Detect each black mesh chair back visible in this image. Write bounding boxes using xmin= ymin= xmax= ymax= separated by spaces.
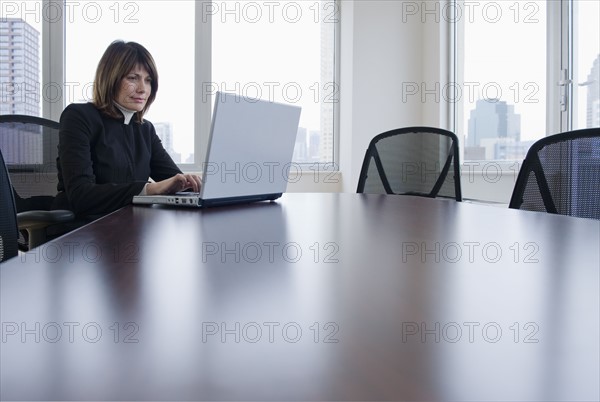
xmin=357 ymin=126 xmax=462 ymax=201
xmin=0 ymin=114 xmax=75 ymax=249
xmin=0 ymin=149 xmax=19 ymax=262
xmin=0 ymin=115 xmax=60 ymax=202
xmin=509 ymin=128 xmax=600 ymax=219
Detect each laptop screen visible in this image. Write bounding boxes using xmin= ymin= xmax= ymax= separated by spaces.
xmin=200 ymin=92 xmax=302 ymax=200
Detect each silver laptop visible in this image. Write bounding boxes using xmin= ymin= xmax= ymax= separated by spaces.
xmin=133 ymin=91 xmax=302 ymax=208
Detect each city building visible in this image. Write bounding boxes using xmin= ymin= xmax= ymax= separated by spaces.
xmin=467 ymin=99 xmax=520 ymax=147
xmin=466 ymin=98 xmax=521 ymax=160
xmin=0 ymin=18 xmax=39 ymax=116
xmin=585 ymin=54 xmax=599 ymax=128
xmin=154 ymin=121 xmax=181 ymax=163
xmin=293 ymin=126 xmax=308 ymax=162
xmin=309 ymin=130 xmax=320 ymax=162
xmin=319 ymin=7 xmax=335 ymax=164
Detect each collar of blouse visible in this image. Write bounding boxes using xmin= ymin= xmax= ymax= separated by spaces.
xmin=113 ymin=102 xmax=137 ymax=125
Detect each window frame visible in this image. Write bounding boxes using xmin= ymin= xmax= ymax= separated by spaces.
xmin=450 ymin=0 xmax=569 ymax=204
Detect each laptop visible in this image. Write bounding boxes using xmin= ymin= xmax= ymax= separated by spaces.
xmin=132 ymin=91 xmax=302 ymax=208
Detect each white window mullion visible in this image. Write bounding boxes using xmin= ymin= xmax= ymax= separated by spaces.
xmin=561 ymin=0 xmax=573 ymax=132
xmin=194 ymin=1 xmax=212 ymax=172
xmin=546 ymin=0 xmax=564 ymax=135
xmin=42 ymin=0 xmax=65 ymax=121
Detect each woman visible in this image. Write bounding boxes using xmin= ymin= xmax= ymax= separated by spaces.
xmin=55 ymin=40 xmax=201 ymax=219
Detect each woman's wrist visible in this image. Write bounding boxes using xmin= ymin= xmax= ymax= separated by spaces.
xmin=146 ymin=182 xmax=159 ymax=195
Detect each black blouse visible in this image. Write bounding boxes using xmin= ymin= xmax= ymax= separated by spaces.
xmin=54 ymin=103 xmax=181 ymax=218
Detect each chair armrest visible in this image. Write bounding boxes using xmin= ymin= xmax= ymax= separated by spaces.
xmin=17 ymin=210 xmax=75 ymax=230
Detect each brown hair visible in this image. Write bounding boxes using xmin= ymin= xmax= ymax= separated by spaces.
xmin=92 ymin=40 xmax=158 ymax=122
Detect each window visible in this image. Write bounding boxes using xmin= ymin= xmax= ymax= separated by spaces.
xmin=0 ymin=3 xmax=42 ymax=117
xmin=57 ymin=0 xmax=337 ymax=170
xmin=459 ymin=1 xmax=546 ymax=163
xmin=65 ymin=1 xmax=195 ymax=164
xmin=211 ymin=0 xmax=338 ymax=165
xmin=453 ymin=0 xmax=600 ymax=203
xmin=571 ymin=0 xmax=600 ymax=130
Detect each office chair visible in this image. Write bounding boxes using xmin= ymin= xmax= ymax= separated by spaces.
xmin=0 ymin=149 xmax=19 ymax=262
xmin=0 ymin=114 xmax=75 ymax=250
xmin=509 ymin=128 xmax=600 ymax=220
xmin=357 ymin=126 xmax=462 ymax=201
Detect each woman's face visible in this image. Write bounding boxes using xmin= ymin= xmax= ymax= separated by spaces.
xmin=115 ymin=64 xmax=152 ymax=112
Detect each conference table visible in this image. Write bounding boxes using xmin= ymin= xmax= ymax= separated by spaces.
xmin=1 ymin=193 xmax=599 ymax=401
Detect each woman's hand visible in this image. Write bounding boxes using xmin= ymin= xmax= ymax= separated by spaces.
xmin=146 ymin=173 xmax=202 ymax=195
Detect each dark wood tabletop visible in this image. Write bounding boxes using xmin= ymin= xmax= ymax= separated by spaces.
xmin=1 ymin=193 xmax=599 ymax=401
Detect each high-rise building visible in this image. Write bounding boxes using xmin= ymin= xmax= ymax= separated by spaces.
xmin=154 ymin=122 xmax=181 ymax=163
xmin=154 ymin=122 xmax=173 ymax=150
xmin=467 ymin=99 xmax=521 ymax=147
xmin=319 ymin=0 xmax=335 ymax=164
xmin=293 ymin=126 xmax=308 ymax=162
xmin=585 ymin=54 xmax=599 ymax=128
xmin=0 ymin=18 xmax=40 ymax=116
xmin=309 ymin=130 xmax=320 ymax=162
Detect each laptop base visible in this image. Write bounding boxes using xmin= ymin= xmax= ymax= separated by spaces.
xmin=132 ymin=193 xmax=282 ymax=208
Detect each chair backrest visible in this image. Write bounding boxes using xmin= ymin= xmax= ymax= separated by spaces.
xmin=509 ymin=128 xmax=600 ymax=219
xmin=356 ymin=126 xmax=462 ymax=201
xmin=0 ymin=149 xmax=19 ymax=262
xmin=0 ymin=114 xmax=61 ymax=206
